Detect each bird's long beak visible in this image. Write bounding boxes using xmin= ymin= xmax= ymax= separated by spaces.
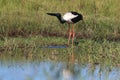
xmin=47 ymin=13 xmax=58 ymax=16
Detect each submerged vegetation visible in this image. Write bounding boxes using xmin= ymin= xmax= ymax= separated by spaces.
xmin=0 ymin=0 xmax=120 ymax=66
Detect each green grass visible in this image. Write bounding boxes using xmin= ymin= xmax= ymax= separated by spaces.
xmin=0 ymin=36 xmax=120 ymax=66
xmin=0 ymin=0 xmax=120 ymax=39
xmin=0 ymin=0 xmax=120 ymax=66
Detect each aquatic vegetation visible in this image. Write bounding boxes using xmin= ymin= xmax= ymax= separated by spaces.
xmin=0 ymin=36 xmax=119 ymax=66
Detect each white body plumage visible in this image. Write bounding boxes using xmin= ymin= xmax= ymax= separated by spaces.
xmin=63 ymin=12 xmax=78 ymax=23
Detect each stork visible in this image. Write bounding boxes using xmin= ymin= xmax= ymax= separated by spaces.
xmin=47 ymin=11 xmax=83 ymax=46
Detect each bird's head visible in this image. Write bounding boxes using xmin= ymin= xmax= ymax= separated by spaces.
xmin=47 ymin=12 xmax=66 ymax=24
xmin=47 ymin=13 xmax=61 ymax=17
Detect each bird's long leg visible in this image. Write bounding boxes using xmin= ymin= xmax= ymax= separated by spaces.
xmin=72 ymin=24 xmax=75 ymax=46
xmin=68 ymin=24 xmax=72 ymax=46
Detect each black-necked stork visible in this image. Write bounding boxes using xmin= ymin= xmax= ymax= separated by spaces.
xmin=47 ymin=11 xmax=83 ymax=45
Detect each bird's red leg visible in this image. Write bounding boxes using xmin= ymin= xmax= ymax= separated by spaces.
xmin=72 ymin=24 xmax=75 ymax=46
xmin=68 ymin=24 xmax=72 ymax=46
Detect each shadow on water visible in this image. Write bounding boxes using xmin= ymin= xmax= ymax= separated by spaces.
xmin=0 ymin=46 xmax=120 ymax=80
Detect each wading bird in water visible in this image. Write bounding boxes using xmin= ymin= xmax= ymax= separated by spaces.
xmin=47 ymin=11 xmax=83 ymax=46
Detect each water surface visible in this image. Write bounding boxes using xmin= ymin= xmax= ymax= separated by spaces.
xmin=0 ymin=46 xmax=120 ymax=80
xmin=0 ymin=61 xmax=120 ymax=80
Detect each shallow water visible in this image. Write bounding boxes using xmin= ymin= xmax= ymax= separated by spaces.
xmin=0 ymin=61 xmax=120 ymax=80
xmin=0 ymin=46 xmax=120 ymax=80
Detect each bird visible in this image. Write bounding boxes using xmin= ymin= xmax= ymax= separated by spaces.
xmin=47 ymin=11 xmax=83 ymax=46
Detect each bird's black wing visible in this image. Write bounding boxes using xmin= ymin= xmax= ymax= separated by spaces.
xmin=71 ymin=11 xmax=83 ymax=23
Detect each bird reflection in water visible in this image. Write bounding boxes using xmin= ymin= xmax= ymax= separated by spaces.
xmin=62 ymin=47 xmax=75 ymax=80
xmin=62 ymin=68 xmax=74 ymax=80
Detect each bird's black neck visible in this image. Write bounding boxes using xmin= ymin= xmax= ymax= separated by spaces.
xmin=56 ymin=15 xmax=66 ymax=24
xmin=47 ymin=13 xmax=66 ymax=24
